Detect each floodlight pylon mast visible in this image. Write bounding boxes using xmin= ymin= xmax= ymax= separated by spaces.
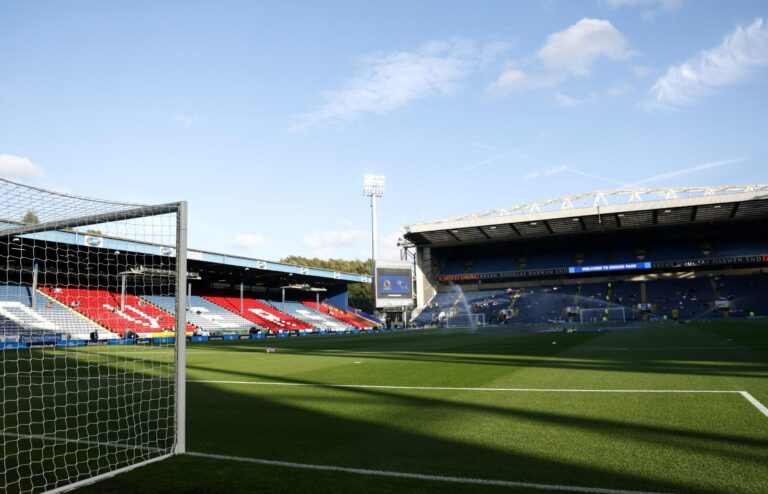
xmin=363 ymin=175 xmax=385 ymax=313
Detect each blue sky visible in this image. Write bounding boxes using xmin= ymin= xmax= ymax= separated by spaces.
xmin=1 ymin=0 xmax=767 ymax=261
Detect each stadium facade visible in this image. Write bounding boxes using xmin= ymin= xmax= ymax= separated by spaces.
xmin=402 ymin=186 xmax=768 ymax=326
xmin=1 ymin=212 xmax=379 ymax=341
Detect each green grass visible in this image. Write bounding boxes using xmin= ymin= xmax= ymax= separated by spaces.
xmin=7 ymin=321 xmax=768 ymax=493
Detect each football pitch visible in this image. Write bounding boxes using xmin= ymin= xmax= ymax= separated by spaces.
xmin=48 ymin=321 xmax=768 ymax=493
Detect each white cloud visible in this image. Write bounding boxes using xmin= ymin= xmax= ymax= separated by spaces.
xmin=303 ymin=229 xmax=368 ymax=249
xmin=554 ymin=92 xmax=598 ymax=107
xmin=537 ymin=18 xmax=635 ymax=76
xmin=602 ymin=0 xmax=679 ymax=6
xmin=293 ymin=39 xmax=500 ymax=131
xmin=377 ymin=231 xmax=403 ymax=261
xmin=487 ymin=69 xmax=562 ymax=95
xmin=606 ymin=83 xmax=634 ymax=97
xmin=522 ymin=165 xmax=568 ymax=181
xmin=463 ymin=149 xmax=519 ymax=172
xmin=628 ymin=158 xmax=746 ymax=186
xmin=232 ymin=233 xmax=266 ymax=249
xmin=567 ymin=167 xmax=629 ymax=187
xmin=565 ymin=158 xmax=746 ymax=188
xmin=488 ymin=19 xmax=634 ymax=96
xmin=601 ymin=0 xmax=682 ymax=20
xmin=299 ymin=230 xmax=401 ymax=260
xmin=632 ymin=64 xmax=654 ymax=77
xmin=645 ymin=18 xmax=768 ymax=109
xmin=174 ymin=114 xmax=203 ymax=127
xmin=0 ymin=154 xmax=44 ymax=179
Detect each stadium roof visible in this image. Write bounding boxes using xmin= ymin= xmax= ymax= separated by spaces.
xmin=403 ymin=185 xmax=768 ymax=247
xmin=13 ymin=228 xmax=371 ymax=284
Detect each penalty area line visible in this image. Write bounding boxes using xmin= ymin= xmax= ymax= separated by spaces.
xmin=740 ymin=391 xmax=768 ymax=418
xmin=186 ymin=451 xmax=669 ymax=494
xmin=189 ymin=381 xmax=768 ymax=419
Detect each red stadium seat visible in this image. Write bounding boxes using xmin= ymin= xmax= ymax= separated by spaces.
xmin=203 ymin=295 xmax=314 ymax=332
xmin=41 ymin=286 xmax=195 ymax=337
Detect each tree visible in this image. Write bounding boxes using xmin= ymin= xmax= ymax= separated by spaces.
xmin=22 ymin=210 xmax=39 ymax=225
xmin=280 ymin=256 xmax=373 ymax=312
xmin=347 ymin=283 xmax=373 ymax=313
xmin=280 ymin=255 xmax=371 ymax=275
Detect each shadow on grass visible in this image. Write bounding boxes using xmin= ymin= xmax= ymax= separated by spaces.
xmin=176 ymin=374 xmax=767 ymax=494
xmin=186 ymin=362 xmax=768 ymax=460
xmin=7 ymin=325 xmax=768 ymax=494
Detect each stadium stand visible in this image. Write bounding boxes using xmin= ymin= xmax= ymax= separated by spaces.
xmin=346 ymin=307 xmax=383 ymax=326
xmin=412 ymin=291 xmax=462 ymax=325
xmin=714 ymin=239 xmax=768 ymax=257
xmin=303 ymin=301 xmax=375 ymax=329
xmin=142 ymin=295 xmax=264 ymax=335
xmin=644 ymin=278 xmax=704 ymax=320
xmin=262 ymin=300 xmax=349 ymax=332
xmin=41 ymin=286 xmax=195 ymax=337
xmin=203 ymin=295 xmax=314 ymax=332
xmin=713 ymin=273 xmax=768 ymax=316
xmin=439 ymin=238 xmax=766 ymax=277
xmin=413 ymin=273 xmax=768 ymax=326
xmin=0 ymin=284 xmax=112 ymax=340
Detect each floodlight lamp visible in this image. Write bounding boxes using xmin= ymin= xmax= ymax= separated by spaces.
xmin=363 ymin=174 xmax=386 ymax=197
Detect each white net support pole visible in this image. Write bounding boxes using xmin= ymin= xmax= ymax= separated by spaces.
xmin=174 ymin=201 xmax=187 ymax=456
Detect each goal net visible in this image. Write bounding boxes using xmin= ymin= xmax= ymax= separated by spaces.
xmin=0 ymin=179 xmax=187 ymax=494
xmin=446 ymin=313 xmax=486 ymax=328
xmin=579 ymin=307 xmax=626 ymax=324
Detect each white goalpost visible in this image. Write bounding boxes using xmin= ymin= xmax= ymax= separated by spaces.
xmin=579 ymin=307 xmax=626 ymax=324
xmin=0 ymin=179 xmax=187 ymax=494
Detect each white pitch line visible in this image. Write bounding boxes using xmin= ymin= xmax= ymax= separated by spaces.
xmin=190 ymin=380 xmax=768 ymax=419
xmin=186 ymin=451 xmax=670 ymax=494
xmin=188 ymin=380 xmax=742 ymax=394
xmin=740 ymin=392 xmax=768 ymax=418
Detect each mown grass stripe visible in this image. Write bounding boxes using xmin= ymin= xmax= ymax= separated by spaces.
xmin=186 ymin=451 xmax=671 ymax=494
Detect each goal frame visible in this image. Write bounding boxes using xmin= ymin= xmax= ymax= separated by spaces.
xmin=0 ymin=191 xmax=188 ymax=494
xmin=579 ymin=307 xmax=626 ymax=324
xmin=446 ymin=313 xmax=486 ymax=328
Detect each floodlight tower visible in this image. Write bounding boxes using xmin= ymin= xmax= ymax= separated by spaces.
xmin=363 ymin=174 xmax=385 ymax=311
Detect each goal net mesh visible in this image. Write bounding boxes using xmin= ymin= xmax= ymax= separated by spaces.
xmin=579 ymin=307 xmax=626 ymax=324
xmin=0 ymin=179 xmax=184 ymax=494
